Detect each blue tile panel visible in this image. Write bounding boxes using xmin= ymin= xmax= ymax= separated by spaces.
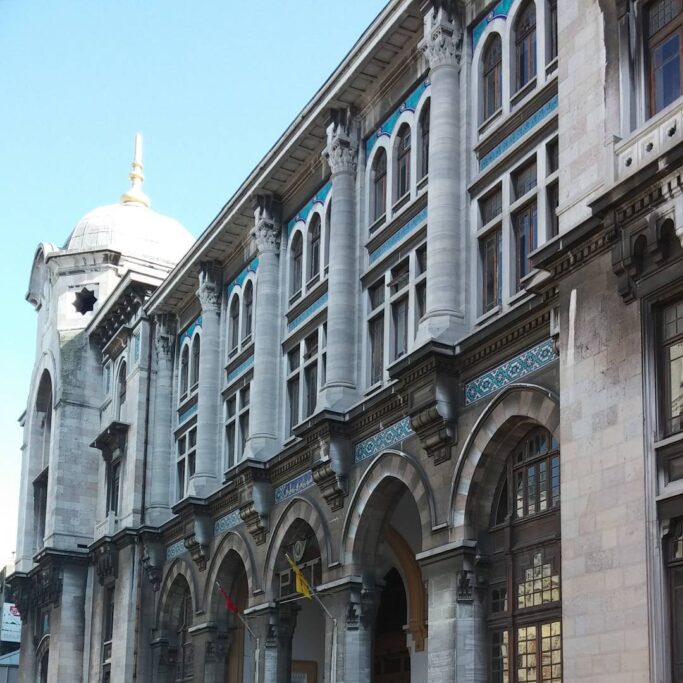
xmin=227 ymin=258 xmax=259 ymax=298
xmin=354 ymin=417 xmax=415 ymax=464
xmin=287 ymin=292 xmax=328 ymax=333
xmin=274 ymin=471 xmax=314 ymax=504
xmin=178 ymin=316 xmax=202 ymax=344
xmin=213 ymin=509 xmax=242 ymax=536
xmin=226 ymin=354 xmax=254 ymax=384
xmin=178 ymin=402 xmax=198 ymax=425
xmin=368 ymin=206 xmax=428 ymax=264
xmin=471 ymin=0 xmax=515 ymax=50
xmin=166 ymin=540 xmax=186 ymax=561
xmin=464 ymin=338 xmax=558 ymax=406
xmin=479 ymin=95 xmax=559 ymax=171
xmin=365 ymin=80 xmax=431 ymax=158
xmin=287 ymin=181 xmax=332 ymax=236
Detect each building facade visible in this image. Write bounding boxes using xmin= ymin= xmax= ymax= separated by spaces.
xmin=9 ymin=0 xmax=683 ymax=681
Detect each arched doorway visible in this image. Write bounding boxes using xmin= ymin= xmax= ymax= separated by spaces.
xmin=374 ymin=567 xmax=410 ymax=683
xmin=160 ymin=575 xmax=194 ymax=682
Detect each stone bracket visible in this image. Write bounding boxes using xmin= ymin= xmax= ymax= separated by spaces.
xmin=233 ymin=461 xmax=273 ymax=546
xmin=92 ymin=538 xmax=119 ymax=586
xmin=142 ymin=533 xmax=165 ymax=591
xmin=173 ymin=498 xmax=213 ymax=571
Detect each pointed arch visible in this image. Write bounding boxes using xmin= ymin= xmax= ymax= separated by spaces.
xmin=341 ymin=449 xmax=436 ymax=567
xmin=157 ymin=556 xmax=200 ymax=628
xmin=449 ymin=383 xmax=559 ymax=538
xmin=263 ymin=496 xmax=332 ymax=600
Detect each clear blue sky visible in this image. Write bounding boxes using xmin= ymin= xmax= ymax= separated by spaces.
xmin=0 ymin=0 xmax=388 ymax=566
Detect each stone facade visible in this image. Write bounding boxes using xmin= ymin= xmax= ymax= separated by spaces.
xmin=10 ymin=1 xmax=683 ymax=682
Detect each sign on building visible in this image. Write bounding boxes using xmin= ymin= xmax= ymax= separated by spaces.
xmin=1 ymin=604 xmax=20 ymax=643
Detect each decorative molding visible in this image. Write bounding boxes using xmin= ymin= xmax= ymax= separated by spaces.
xmin=464 ymin=338 xmax=557 ymax=406
xmin=165 ymin=540 xmax=186 ymax=562
xmin=178 ymin=316 xmax=202 ymax=344
xmin=354 ymin=418 xmax=415 ymax=463
xmin=197 ymin=261 xmax=222 ymax=313
xmin=274 ymin=471 xmax=315 ymax=505
xmin=420 ymin=8 xmax=463 ymax=71
xmin=226 ymin=354 xmax=254 ymax=385
xmin=287 ymin=181 xmax=332 ymax=236
xmin=287 ymin=292 xmax=328 ymax=333
xmin=226 ymin=258 xmax=259 ymax=298
xmin=366 ymin=79 xmax=430 ymax=158
xmin=479 ymin=95 xmax=558 ymax=170
xmin=94 ymin=541 xmax=118 ymax=586
xmin=472 ymin=0 xmax=515 ymax=49
xmin=178 ymin=402 xmax=198 ymax=425
xmin=213 ymin=509 xmax=242 ymax=536
xmin=324 ymin=108 xmax=359 ymax=176
xmin=240 ymin=501 xmax=269 ymax=546
xmin=368 ymin=206 xmax=428 ymax=264
xmin=252 ymin=194 xmax=282 ymax=254
xmin=312 ymin=460 xmax=348 ymax=511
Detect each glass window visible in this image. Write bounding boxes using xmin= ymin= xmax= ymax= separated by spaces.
xmin=190 ymin=335 xmax=200 ymax=389
xmin=395 ymin=124 xmax=411 ymax=200
xmin=224 ymin=384 xmax=249 ymax=470
xmin=117 ymin=362 xmax=127 ymax=421
xmin=107 ymin=459 xmax=121 ymax=515
xmin=661 ymin=300 xmax=683 ymax=435
xmin=392 ymin=297 xmax=409 ymax=360
xmin=308 ymin=214 xmax=321 ymax=282
xmin=176 ymin=427 xmax=197 ymax=501
xmin=515 ymin=1 xmax=537 ymax=92
xmin=242 ymin=282 xmax=253 ymax=341
xmin=515 ymin=202 xmax=538 ymax=289
xmin=548 ymin=182 xmax=559 ymax=238
xmin=481 ymin=187 xmax=503 ymax=224
xmin=419 ymin=101 xmax=430 ymax=179
xmin=513 ymin=159 xmax=538 ymax=198
xmin=648 ymin=0 xmax=683 ymax=115
xmin=229 ymin=296 xmax=240 ymax=353
xmin=290 ymin=233 xmax=303 ymax=298
xmin=481 ymin=229 xmax=502 ymax=313
xmin=369 ymin=315 xmax=384 ymax=385
xmin=373 ymin=148 xmax=388 ymax=222
xmin=547 ymin=0 xmax=558 ymax=63
xmin=179 ymin=346 xmax=189 ymax=400
xmin=483 ymin=34 xmax=503 ymax=120
xmin=670 ymin=520 xmax=683 ymax=682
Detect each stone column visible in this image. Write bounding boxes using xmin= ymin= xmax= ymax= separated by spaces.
xmin=191 ymin=262 xmax=222 ymax=497
xmin=319 ymin=109 xmax=360 ymax=411
xmin=243 ymin=195 xmax=282 ymax=461
xmin=417 ymin=4 xmax=466 ymax=344
xmin=189 ymin=622 xmax=228 ymax=683
xmin=247 ymin=604 xmax=298 ymax=683
xmin=147 ymin=314 xmax=175 ymax=525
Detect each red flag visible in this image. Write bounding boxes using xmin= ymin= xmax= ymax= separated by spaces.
xmin=216 ymin=582 xmax=239 ymax=614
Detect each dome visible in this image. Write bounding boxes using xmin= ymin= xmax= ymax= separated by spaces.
xmin=64 ymin=134 xmax=194 ymax=265
xmin=66 ymin=202 xmax=194 ymax=265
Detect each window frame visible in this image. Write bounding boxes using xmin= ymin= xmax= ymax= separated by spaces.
xmin=224 ymin=381 xmax=250 ymax=471
xmin=514 ymin=1 xmax=538 ymax=93
xmin=647 ymin=0 xmax=683 ymax=117
xmin=394 ymin=124 xmax=412 ymax=203
xmin=290 ymin=231 xmax=304 ymax=301
xmin=483 ymin=34 xmax=503 ymax=121
xmin=176 ymin=426 xmax=197 ymax=501
xmin=372 ymin=147 xmax=388 ymax=224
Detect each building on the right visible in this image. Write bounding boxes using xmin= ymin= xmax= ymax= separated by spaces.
xmin=533 ymin=1 xmax=683 ymax=681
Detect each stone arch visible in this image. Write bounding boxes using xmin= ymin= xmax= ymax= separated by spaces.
xmin=157 ymin=557 xmax=200 ymax=628
xmin=341 ymin=449 xmax=436 ymax=567
xmin=449 ymin=383 xmax=560 ymax=539
xmin=263 ymin=496 xmax=332 ymax=600
xmin=203 ymin=530 xmax=259 ymax=615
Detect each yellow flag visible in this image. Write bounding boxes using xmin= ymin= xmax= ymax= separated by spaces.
xmin=286 ymin=554 xmax=312 ymax=599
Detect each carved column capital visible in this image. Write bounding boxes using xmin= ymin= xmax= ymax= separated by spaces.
xmin=251 ymin=194 xmax=282 ymax=254
xmin=420 ymin=5 xmax=463 ymax=70
xmin=323 ymin=108 xmax=359 ymax=176
xmin=153 ymin=314 xmax=177 ymax=357
xmin=197 ymin=261 xmax=222 ymax=313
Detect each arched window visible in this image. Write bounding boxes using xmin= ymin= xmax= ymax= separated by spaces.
xmin=229 ymin=295 xmax=240 ymax=354
xmin=395 ymin=124 xmax=411 ymax=200
xmin=647 ymin=0 xmax=683 ymax=115
xmin=372 ymin=148 xmax=387 ymax=222
xmin=488 ymin=427 xmax=562 ymax=683
xmin=419 ymin=101 xmax=430 ymax=179
xmin=190 ymin=335 xmax=200 ymax=389
xmin=242 ymin=281 xmax=253 ymax=341
xmin=308 ymin=214 xmax=321 ymax=282
xmin=179 ymin=345 xmax=189 ymax=400
xmin=290 ymin=232 xmax=303 ymax=298
xmin=483 ymin=34 xmax=503 ymax=120
xmin=515 ymin=1 xmax=537 ymax=92
xmin=116 ymin=361 xmax=127 ymax=420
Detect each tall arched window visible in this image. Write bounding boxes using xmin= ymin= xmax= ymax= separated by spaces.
xmin=483 ymin=34 xmax=503 ymax=119
xmin=515 ymin=1 xmax=537 ymax=92
xmin=419 ymin=101 xmax=430 ymax=179
xmin=372 ymin=148 xmax=388 ymax=222
xmin=116 ymin=361 xmax=127 ymax=420
xmin=488 ymin=427 xmax=562 ymax=683
xmin=395 ymin=124 xmax=411 ymax=200
xmin=229 ymin=295 xmax=240 ymax=354
xmin=179 ymin=345 xmax=189 ymax=400
xmin=242 ymin=281 xmax=253 ymax=341
xmin=190 ymin=335 xmax=200 ymax=389
xmin=308 ymin=214 xmax=321 ymax=282
xmin=290 ymin=232 xmax=303 ymax=298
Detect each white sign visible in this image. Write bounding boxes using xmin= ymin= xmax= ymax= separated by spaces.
xmin=1 ymin=603 xmax=21 ymax=643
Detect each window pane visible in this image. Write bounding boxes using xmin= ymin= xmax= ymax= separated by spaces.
xmin=514 ymin=161 xmax=538 ymax=198
xmin=369 ymin=316 xmax=384 ymax=385
xmin=481 ymin=229 xmax=501 ymax=312
xmin=667 ymin=340 xmax=683 ymax=433
xmin=392 ymin=297 xmax=409 ymax=359
xmin=491 ymin=630 xmax=509 ymax=683
xmin=481 ymin=188 xmax=503 ymax=224
xmin=654 ymin=34 xmax=681 ymax=113
xmin=288 ymin=377 xmax=300 ymax=432
xmin=304 ymin=364 xmax=318 ymax=418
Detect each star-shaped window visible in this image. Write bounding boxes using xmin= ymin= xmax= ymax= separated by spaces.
xmin=73 ymin=287 xmax=97 ymax=315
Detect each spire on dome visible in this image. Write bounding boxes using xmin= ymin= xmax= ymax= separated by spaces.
xmin=120 ymin=133 xmax=151 ymax=208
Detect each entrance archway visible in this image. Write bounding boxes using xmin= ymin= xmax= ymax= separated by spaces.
xmin=374 ymin=567 xmax=410 ymax=683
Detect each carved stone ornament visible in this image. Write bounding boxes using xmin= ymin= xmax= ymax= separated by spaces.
xmin=346 ymin=589 xmax=376 ymax=631
xmin=312 ymin=460 xmax=348 ymax=512
xmin=184 ymin=530 xmax=209 ymax=572
xmin=457 ymin=569 xmax=473 ymax=602
xmin=421 ymin=7 xmax=463 ymax=70
xmin=94 ymin=541 xmax=119 ymax=586
xmin=240 ymin=501 xmax=269 ymax=546
xmin=197 ymin=261 xmax=222 ymax=312
xmin=142 ymin=541 xmax=165 ymax=591
xmin=32 ymin=564 xmax=63 ymax=609
xmin=154 ymin=313 xmax=177 ymax=357
xmin=323 ymin=108 xmax=358 ymax=176
xmin=410 ymin=404 xmax=457 ymax=465
xmin=252 ymin=194 xmax=282 ymax=254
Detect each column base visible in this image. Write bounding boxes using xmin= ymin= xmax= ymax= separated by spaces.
xmin=242 ymin=435 xmax=278 ymax=462
xmin=416 ymin=312 xmax=466 ymax=347
xmin=317 ymin=385 xmax=361 ymax=412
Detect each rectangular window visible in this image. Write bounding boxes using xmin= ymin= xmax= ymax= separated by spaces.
xmin=648 ymin=0 xmax=683 ymax=115
xmin=491 ymin=630 xmax=509 ymax=683
xmin=547 ymin=182 xmax=559 ymax=238
xmin=392 ymin=297 xmax=409 ymax=360
xmin=176 ymin=426 xmax=197 ymax=500
xmin=480 ymin=187 xmax=503 ymax=225
xmin=103 ymin=586 xmax=115 ymax=644
xmin=369 ymin=315 xmax=384 ymax=385
xmin=513 ymin=159 xmax=538 ymax=199
xmin=547 ymin=0 xmax=558 ymax=63
xmin=514 ymin=202 xmax=537 ymax=289
xmin=661 ymin=300 xmax=683 ymax=435
xmin=224 ymin=384 xmax=250 ymax=470
xmin=481 ymin=229 xmax=502 ymax=313
xmin=107 ymin=460 xmax=121 ymax=516
xmin=547 ymin=138 xmax=559 ymax=174
xmin=288 ymin=376 xmax=300 ymax=432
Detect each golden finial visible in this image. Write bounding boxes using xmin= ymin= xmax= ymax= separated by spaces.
xmin=121 ymin=133 xmax=150 ymax=208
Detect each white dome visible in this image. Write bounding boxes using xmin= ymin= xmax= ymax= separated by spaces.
xmin=66 ymin=202 xmax=194 ymax=265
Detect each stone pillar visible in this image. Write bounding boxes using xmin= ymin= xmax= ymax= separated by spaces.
xmin=319 ymin=109 xmax=360 ymax=411
xmin=149 ymin=636 xmax=170 ymax=683
xmin=417 ymin=4 xmax=466 ymax=344
xmin=191 ymin=262 xmax=222 ymax=497
xmin=243 ymin=195 xmax=282 ymax=461
xmin=189 ymin=622 xmax=228 ymax=683
xmin=247 ymin=604 xmax=298 ymax=683
xmin=147 ymin=314 xmax=175 ymax=525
